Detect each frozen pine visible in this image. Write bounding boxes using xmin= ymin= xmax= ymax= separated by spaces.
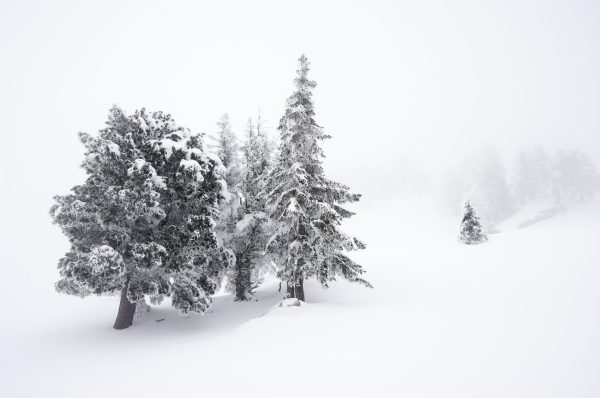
xmin=458 ymin=201 xmax=488 ymax=245
xmin=50 ymin=107 xmax=231 ymax=329
xmin=263 ymin=55 xmax=371 ymax=300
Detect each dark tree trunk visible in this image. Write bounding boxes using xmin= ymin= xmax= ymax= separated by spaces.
xmin=286 ymin=279 xmax=305 ymax=301
xmin=234 ymin=256 xmax=252 ymax=301
xmin=234 ymin=282 xmax=248 ymax=301
xmin=113 ymin=283 xmax=136 ymax=330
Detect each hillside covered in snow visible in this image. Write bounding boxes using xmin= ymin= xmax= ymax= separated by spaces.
xmin=2 ymin=196 xmax=598 ymax=398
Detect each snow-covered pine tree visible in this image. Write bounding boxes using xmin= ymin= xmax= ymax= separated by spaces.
xmin=263 ymin=55 xmax=370 ymax=301
xmin=214 ymin=113 xmax=242 ymax=191
xmin=50 ymin=106 xmax=231 ymax=329
xmin=224 ymin=113 xmax=274 ymax=301
xmin=225 ymin=212 xmax=270 ymax=301
xmin=458 ymin=201 xmax=488 ymax=244
xmin=211 ymin=113 xmax=252 ymax=300
xmin=242 ymin=113 xmax=274 ymax=210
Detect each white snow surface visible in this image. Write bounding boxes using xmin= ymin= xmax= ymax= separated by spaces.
xmin=1 ymin=196 xmax=599 ymax=397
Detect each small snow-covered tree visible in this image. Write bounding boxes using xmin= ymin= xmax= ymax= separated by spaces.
xmin=210 ymin=113 xmax=243 ymax=290
xmin=458 ymin=201 xmax=487 ymax=244
xmin=263 ymin=55 xmax=370 ymax=301
xmin=224 ymin=113 xmax=274 ymax=301
xmin=225 ymin=212 xmax=271 ymax=301
xmin=242 ymin=113 xmax=275 ymax=209
xmin=214 ymin=113 xmax=242 ymax=190
xmin=50 ymin=106 xmax=230 ymax=329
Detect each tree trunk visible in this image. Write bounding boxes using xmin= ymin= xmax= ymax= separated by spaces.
xmin=234 ymin=256 xmax=252 ymax=301
xmin=286 ymin=279 xmax=305 ymax=301
xmin=113 ymin=283 xmax=136 ymax=330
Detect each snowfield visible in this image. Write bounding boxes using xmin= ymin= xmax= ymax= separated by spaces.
xmin=1 ymin=196 xmax=599 ymax=397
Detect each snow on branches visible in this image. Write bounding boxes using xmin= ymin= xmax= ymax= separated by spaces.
xmin=51 ymin=106 xmax=231 ymax=329
xmin=458 ymin=201 xmax=488 ymax=245
xmin=263 ymin=55 xmax=370 ymax=300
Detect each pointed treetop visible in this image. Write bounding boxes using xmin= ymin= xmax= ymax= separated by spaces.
xmin=459 ymin=200 xmax=487 ymax=244
xmin=245 ymin=117 xmax=255 ymax=139
xmin=295 ymin=54 xmax=316 ymax=91
xmin=217 ymin=113 xmax=231 ymax=130
xmin=464 ymin=200 xmax=473 ymax=213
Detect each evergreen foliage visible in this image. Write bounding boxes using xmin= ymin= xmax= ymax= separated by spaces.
xmin=458 ymin=201 xmax=488 ymax=244
xmin=263 ymin=55 xmax=370 ymax=300
xmin=50 ymin=106 xmax=231 ymax=328
xmin=214 ymin=113 xmax=242 ymax=190
xmin=221 ymin=114 xmax=274 ymax=301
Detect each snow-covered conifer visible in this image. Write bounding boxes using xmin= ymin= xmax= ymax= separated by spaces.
xmin=458 ymin=201 xmax=487 ymax=244
xmin=224 ymin=113 xmax=274 ymax=301
xmin=263 ymin=55 xmax=370 ymax=301
xmin=214 ymin=113 xmax=242 ymax=190
xmin=242 ymin=113 xmax=274 ymax=210
xmin=50 ymin=106 xmax=230 ymax=329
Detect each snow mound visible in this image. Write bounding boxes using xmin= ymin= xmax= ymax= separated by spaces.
xmin=260 ymin=297 xmax=304 ymax=318
xmin=279 ymin=298 xmax=302 ymax=308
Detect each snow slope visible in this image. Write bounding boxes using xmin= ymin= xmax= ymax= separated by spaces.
xmin=1 ymin=196 xmax=599 ymax=397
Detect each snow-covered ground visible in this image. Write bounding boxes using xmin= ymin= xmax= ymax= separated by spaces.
xmin=1 ymin=196 xmax=599 ymax=397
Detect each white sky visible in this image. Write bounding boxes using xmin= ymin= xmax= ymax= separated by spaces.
xmin=1 ymin=0 xmax=599 ymax=209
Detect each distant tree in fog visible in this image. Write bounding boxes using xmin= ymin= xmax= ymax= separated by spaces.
xmin=454 ymin=148 xmax=514 ymax=231
xmin=511 ymin=147 xmax=599 ymax=205
xmin=551 ymin=149 xmax=600 ymax=202
xmin=512 ymin=147 xmax=551 ymax=205
xmin=440 ymin=149 xmax=514 ymax=231
xmin=458 ymin=201 xmax=487 ymax=244
xmin=513 ymin=151 xmax=535 ymax=204
xmin=440 ymin=168 xmax=467 ymax=216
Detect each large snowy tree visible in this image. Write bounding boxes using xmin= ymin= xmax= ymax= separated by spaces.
xmin=50 ymin=106 xmax=230 ymax=329
xmin=263 ymin=55 xmax=370 ymax=301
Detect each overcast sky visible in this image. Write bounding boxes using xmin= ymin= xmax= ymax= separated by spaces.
xmin=1 ymin=0 xmax=599 ymax=213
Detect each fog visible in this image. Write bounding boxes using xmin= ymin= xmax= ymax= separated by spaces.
xmin=2 ymin=0 xmax=600 ymax=208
